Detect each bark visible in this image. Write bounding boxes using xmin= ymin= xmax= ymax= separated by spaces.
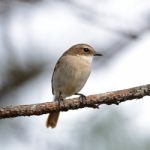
xmin=0 ymin=84 xmax=150 ymax=119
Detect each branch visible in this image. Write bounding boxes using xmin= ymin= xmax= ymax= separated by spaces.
xmin=0 ymin=84 xmax=150 ymax=119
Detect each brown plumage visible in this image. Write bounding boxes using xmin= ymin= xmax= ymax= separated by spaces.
xmin=46 ymin=112 xmax=60 ymax=128
xmin=62 ymin=44 xmax=96 ymax=56
xmin=46 ymin=44 xmax=102 ymax=128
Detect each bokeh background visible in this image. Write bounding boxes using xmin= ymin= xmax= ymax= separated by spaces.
xmin=0 ymin=0 xmax=150 ymax=150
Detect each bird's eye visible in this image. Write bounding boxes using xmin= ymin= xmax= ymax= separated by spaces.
xmin=83 ymin=48 xmax=89 ymax=52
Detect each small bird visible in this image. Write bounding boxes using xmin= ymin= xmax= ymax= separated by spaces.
xmin=46 ymin=44 xmax=102 ymax=128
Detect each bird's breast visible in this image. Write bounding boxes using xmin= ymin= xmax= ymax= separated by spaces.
xmin=52 ymin=55 xmax=92 ymax=97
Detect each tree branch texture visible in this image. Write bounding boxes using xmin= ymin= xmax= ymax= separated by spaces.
xmin=0 ymin=84 xmax=150 ymax=119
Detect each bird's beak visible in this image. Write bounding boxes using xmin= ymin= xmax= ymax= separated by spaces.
xmin=94 ymin=52 xmax=103 ymax=56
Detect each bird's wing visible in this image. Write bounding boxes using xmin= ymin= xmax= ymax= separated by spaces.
xmin=51 ymin=57 xmax=63 ymax=95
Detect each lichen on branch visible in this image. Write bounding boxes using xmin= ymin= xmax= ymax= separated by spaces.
xmin=0 ymin=84 xmax=150 ymax=119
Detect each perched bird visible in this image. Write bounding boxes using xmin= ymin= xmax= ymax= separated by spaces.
xmin=46 ymin=44 xmax=102 ymax=128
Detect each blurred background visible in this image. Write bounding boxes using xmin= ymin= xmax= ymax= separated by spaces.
xmin=0 ymin=0 xmax=150 ymax=150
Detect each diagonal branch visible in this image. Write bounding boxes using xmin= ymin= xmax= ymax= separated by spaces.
xmin=0 ymin=84 xmax=150 ymax=119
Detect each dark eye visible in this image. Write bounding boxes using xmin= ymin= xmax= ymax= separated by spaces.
xmin=83 ymin=48 xmax=89 ymax=52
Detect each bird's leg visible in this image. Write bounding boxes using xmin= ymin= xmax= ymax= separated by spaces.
xmin=58 ymin=96 xmax=65 ymax=107
xmin=56 ymin=92 xmax=65 ymax=107
xmin=74 ymin=93 xmax=99 ymax=108
xmin=75 ymin=93 xmax=87 ymax=103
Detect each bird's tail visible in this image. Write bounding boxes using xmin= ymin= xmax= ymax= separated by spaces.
xmin=46 ymin=96 xmax=60 ymax=128
xmin=46 ymin=112 xmax=60 ymax=128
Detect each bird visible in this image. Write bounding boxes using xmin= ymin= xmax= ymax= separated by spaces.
xmin=46 ymin=44 xmax=102 ymax=128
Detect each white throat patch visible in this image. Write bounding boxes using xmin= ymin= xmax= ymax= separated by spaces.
xmin=78 ymin=55 xmax=93 ymax=63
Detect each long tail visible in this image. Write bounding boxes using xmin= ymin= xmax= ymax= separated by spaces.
xmin=46 ymin=112 xmax=60 ymax=128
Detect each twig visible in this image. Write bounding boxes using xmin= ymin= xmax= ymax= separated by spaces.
xmin=0 ymin=84 xmax=150 ymax=119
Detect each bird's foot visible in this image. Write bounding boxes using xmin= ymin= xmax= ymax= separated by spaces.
xmin=56 ymin=96 xmax=65 ymax=107
xmin=75 ymin=93 xmax=87 ymax=104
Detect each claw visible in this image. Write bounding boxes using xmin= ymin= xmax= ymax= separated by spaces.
xmin=55 ymin=96 xmax=65 ymax=107
xmin=91 ymin=104 xmax=99 ymax=109
xmin=75 ymin=93 xmax=87 ymax=103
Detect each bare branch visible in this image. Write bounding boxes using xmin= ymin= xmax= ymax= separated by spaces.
xmin=0 ymin=84 xmax=150 ymax=119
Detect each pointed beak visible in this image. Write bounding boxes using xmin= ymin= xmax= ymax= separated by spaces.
xmin=94 ymin=52 xmax=103 ymax=56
